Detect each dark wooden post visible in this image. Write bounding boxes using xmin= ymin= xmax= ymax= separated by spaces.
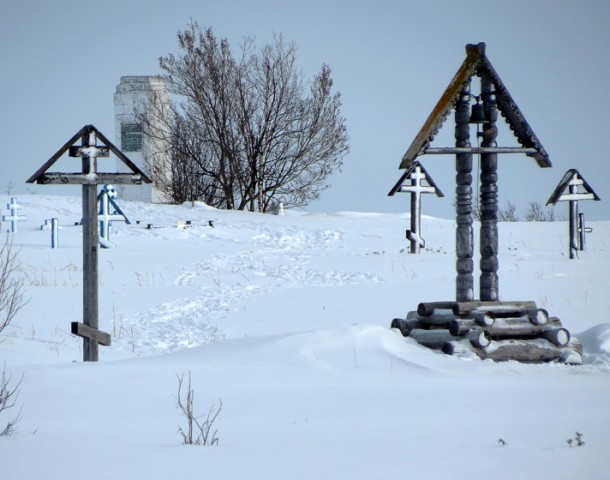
xmin=479 ymin=74 xmax=499 ymax=301
xmin=568 ymin=184 xmax=579 ymax=259
xmin=455 ymin=84 xmax=474 ymax=302
xmin=71 ymin=129 xmax=107 ymax=361
xmin=578 ymin=213 xmax=592 ymax=252
xmin=407 ymin=187 xmax=426 ymax=253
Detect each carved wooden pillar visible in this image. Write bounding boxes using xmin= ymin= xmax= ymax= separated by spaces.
xmin=479 ymin=74 xmax=499 ymax=301
xmin=455 ymin=84 xmax=474 ymax=301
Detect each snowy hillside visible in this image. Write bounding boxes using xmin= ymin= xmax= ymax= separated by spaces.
xmin=1 ymin=194 xmax=609 ymax=480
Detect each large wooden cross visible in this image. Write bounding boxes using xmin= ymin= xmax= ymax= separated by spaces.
xmin=27 ymin=125 xmax=151 ymax=361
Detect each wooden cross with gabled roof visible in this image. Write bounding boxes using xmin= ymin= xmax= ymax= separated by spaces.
xmin=547 ymin=169 xmax=600 ymax=259
xmin=399 ymin=42 xmax=551 ymax=302
xmin=389 ymin=160 xmax=444 ymax=253
xmin=27 ymin=124 xmax=151 ymax=361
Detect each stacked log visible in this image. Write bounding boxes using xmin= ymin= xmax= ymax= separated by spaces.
xmin=391 ymin=301 xmax=582 ymax=364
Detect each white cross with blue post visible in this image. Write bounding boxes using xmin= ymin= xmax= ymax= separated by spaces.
xmin=98 ymin=184 xmax=130 ymax=248
xmin=2 ymin=198 xmax=27 ymax=233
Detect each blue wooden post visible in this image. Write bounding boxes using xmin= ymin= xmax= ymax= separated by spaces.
xmin=99 ymin=187 xmax=111 ymax=244
xmin=2 ymin=198 xmax=27 ymax=233
xmin=578 ymin=213 xmax=592 ymax=252
xmin=51 ymin=218 xmax=59 ymax=248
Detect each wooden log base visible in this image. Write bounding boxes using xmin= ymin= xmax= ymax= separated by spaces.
xmin=453 ymin=300 xmax=538 ymax=317
xmin=393 ymin=300 xmax=580 ymax=365
xmin=481 ymin=338 xmax=578 ymax=364
xmin=410 ymin=309 xmax=455 ymax=327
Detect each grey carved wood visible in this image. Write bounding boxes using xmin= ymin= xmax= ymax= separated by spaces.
xmin=454 ymin=84 xmax=474 ymax=302
xmin=479 ymin=73 xmax=499 ymax=301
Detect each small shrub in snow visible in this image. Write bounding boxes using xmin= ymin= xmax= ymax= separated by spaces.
xmin=524 ymin=201 xmax=559 ymax=222
xmin=498 ymin=201 xmax=518 ymax=222
xmin=176 ymin=372 xmax=221 ymax=446
xmin=0 ymin=363 xmax=23 ymax=436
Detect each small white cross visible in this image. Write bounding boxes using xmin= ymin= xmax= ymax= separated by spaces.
xmin=2 ymin=198 xmax=27 ymax=233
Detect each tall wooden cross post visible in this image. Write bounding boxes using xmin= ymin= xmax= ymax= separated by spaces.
xmin=27 ymin=125 xmax=151 ymax=361
xmin=73 ymin=129 xmax=106 ymax=360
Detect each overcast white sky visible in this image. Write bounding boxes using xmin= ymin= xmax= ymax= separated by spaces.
xmin=1 ymin=0 xmax=608 ymax=220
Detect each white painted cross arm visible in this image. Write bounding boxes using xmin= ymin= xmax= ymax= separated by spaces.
xmin=406 ymin=230 xmax=425 ymax=248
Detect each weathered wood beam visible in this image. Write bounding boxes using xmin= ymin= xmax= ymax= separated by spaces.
xmin=424 ymin=147 xmax=539 ymax=155
xmin=411 ymin=308 xmax=455 ymax=327
xmin=34 ymin=173 xmax=147 ymax=185
xmin=407 ymin=328 xmax=490 ymax=350
xmin=481 ymin=338 xmax=568 ymax=363
xmin=406 ymin=329 xmax=457 ymax=349
xmin=452 ymin=300 xmax=538 ymax=316
xmin=452 ymin=316 xmax=559 ymax=339
xmin=69 ymin=145 xmax=110 ymax=158
xmin=391 ymin=318 xmax=423 ymax=336
xmin=417 ymin=301 xmax=457 ymax=316
xmin=71 ymin=322 xmax=111 ymax=347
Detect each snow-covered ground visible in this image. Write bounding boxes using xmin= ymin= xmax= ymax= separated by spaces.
xmin=1 ymin=194 xmax=609 ymax=479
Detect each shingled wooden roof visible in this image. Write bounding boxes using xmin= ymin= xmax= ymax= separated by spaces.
xmin=400 ymin=43 xmax=551 ymax=170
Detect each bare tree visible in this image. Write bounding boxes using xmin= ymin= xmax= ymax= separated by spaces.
xmin=0 ymin=238 xmax=27 ymax=338
xmin=0 ymin=363 xmax=23 ymax=436
xmin=498 ymin=201 xmax=519 ymax=222
xmin=525 ymin=200 xmax=559 ymax=222
xmin=142 ymin=21 xmax=348 ymax=211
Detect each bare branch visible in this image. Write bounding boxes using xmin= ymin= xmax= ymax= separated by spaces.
xmin=176 ymin=371 xmax=221 ymax=446
xmin=0 ymin=363 xmax=23 ymax=436
xmin=0 ymin=237 xmax=28 ymax=339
